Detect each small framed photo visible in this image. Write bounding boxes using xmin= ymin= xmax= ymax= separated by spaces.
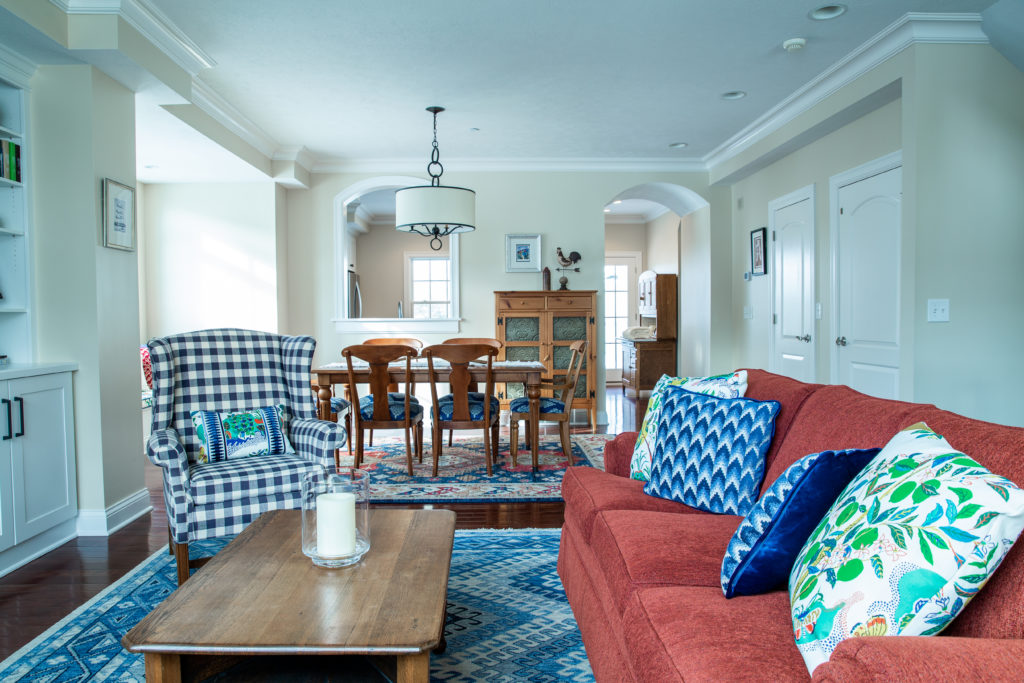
xmin=750 ymin=227 xmax=767 ymax=276
xmin=102 ymin=178 xmax=136 ymax=251
xmin=505 ymin=234 xmax=541 ymax=272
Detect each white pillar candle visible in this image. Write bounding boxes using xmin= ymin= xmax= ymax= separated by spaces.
xmin=316 ymin=491 xmax=356 ymax=557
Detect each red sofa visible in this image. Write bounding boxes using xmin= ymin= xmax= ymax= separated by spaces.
xmin=558 ymin=369 xmax=1024 ymax=681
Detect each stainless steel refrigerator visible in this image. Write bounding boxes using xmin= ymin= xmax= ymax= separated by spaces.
xmin=347 ymin=269 xmax=362 ymax=318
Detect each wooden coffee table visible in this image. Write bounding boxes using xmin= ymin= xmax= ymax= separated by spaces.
xmin=122 ymin=508 xmax=456 ymax=682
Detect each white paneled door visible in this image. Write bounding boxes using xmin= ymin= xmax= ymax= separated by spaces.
xmin=770 ymin=186 xmax=816 ymax=383
xmin=833 ymin=163 xmax=902 ymax=399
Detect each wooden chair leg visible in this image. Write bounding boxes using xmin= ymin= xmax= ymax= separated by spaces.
xmin=559 ymin=421 xmax=575 ymax=465
xmin=172 ymin=541 xmax=190 ymax=585
xmin=509 ymin=418 xmax=519 ymax=467
xmin=448 ymin=429 xmax=453 ymax=447
xmin=492 ymin=420 xmax=500 ymax=468
xmin=345 ymin=413 xmax=353 ymax=455
xmin=416 ymin=422 xmax=424 ymax=463
xmin=404 ymin=425 xmax=413 ymax=476
xmin=355 ymin=427 xmax=364 ymax=469
xmin=369 ymin=429 xmax=374 ymax=447
xmin=168 ymin=526 xmax=173 ymax=554
xmin=482 ymin=425 xmax=493 ymax=476
xmin=432 ymin=423 xmax=441 ymax=477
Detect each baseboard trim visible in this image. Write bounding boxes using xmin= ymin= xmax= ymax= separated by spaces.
xmin=76 ymin=489 xmax=153 ymax=537
xmin=0 ymin=519 xmax=77 ymax=579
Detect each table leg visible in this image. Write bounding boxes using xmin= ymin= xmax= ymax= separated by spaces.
xmin=527 ymin=382 xmax=541 ymax=472
xmin=395 ymin=652 xmax=430 ymax=682
xmin=144 ymin=653 xmax=182 ymax=683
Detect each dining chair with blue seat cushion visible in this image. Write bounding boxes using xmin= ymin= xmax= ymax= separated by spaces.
xmin=509 ymin=339 xmax=588 ymax=470
xmin=441 ymin=338 xmax=503 ymax=447
xmin=147 ymin=328 xmax=346 ymax=585
xmin=423 ymin=343 xmax=500 ymax=476
xmin=341 ymin=343 xmax=424 ymax=474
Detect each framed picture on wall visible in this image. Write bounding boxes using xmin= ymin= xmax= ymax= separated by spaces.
xmin=750 ymin=227 xmax=767 ymax=276
xmin=102 ymin=178 xmax=136 ymax=251
xmin=505 ymin=234 xmax=542 ymax=272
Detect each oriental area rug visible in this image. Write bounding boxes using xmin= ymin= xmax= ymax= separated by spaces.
xmin=0 ymin=529 xmax=594 ymax=683
xmin=349 ymin=433 xmax=612 ymax=503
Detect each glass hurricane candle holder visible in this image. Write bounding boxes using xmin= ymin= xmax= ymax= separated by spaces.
xmin=301 ymin=467 xmax=370 ymax=568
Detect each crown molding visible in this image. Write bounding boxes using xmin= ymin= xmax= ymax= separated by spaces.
xmin=703 ymin=12 xmax=987 ymax=172
xmin=0 ymin=44 xmax=37 ymax=88
xmin=273 ymin=146 xmax=316 ymax=172
xmin=52 ymin=0 xmax=215 ymax=75
xmin=190 ymin=78 xmax=277 ymax=158
xmin=312 ymin=157 xmax=708 ymax=174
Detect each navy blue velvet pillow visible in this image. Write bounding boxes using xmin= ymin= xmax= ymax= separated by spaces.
xmin=720 ymin=447 xmax=881 ymax=598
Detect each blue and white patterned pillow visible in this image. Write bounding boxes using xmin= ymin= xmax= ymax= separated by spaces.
xmin=436 ymin=395 xmax=500 ymax=421
xmin=190 ymin=404 xmax=295 ymax=464
xmin=720 ymin=448 xmax=880 ymax=598
xmin=643 ymin=387 xmax=779 ymax=516
xmin=358 ymin=395 xmax=424 ymax=421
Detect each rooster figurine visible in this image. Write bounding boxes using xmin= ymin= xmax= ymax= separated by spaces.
xmin=555 ymin=248 xmax=582 ymax=271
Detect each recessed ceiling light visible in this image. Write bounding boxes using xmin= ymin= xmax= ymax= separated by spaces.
xmin=604 ymin=208 xmax=612 ymax=213
xmin=721 ymin=91 xmax=746 ymax=101
xmin=783 ymin=38 xmax=807 ymax=52
xmin=612 ymin=200 xmax=623 ymax=204
xmin=668 ymin=142 xmax=689 ymax=149
xmin=809 ymin=4 xmax=846 ymax=20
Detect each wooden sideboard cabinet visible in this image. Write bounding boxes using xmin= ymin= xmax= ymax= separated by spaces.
xmin=620 ymin=271 xmax=678 ymax=428
xmin=494 ymin=291 xmax=597 ymax=431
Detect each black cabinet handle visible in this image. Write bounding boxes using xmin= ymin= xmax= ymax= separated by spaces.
xmin=2 ymin=399 xmax=10 ymax=441
xmin=14 ymin=397 xmax=24 ymax=437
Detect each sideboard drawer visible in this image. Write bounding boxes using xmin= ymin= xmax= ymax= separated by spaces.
xmin=546 ymin=295 xmax=590 ymax=309
xmin=498 ymin=296 xmax=542 ymax=310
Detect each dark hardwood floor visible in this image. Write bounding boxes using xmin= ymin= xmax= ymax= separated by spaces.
xmin=0 ymin=389 xmax=644 ymax=660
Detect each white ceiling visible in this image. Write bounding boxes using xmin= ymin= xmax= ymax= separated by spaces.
xmin=135 ymin=0 xmax=998 ymax=176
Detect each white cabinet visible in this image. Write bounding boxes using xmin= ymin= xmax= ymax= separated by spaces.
xmin=0 ymin=368 xmax=77 ymax=565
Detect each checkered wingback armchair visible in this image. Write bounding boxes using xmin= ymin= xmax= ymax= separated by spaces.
xmin=146 ymin=328 xmax=346 ymax=584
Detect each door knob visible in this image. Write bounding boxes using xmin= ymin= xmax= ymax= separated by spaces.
xmin=835 ymin=336 xmax=848 ymax=346
xmin=796 ymin=334 xmax=811 ymax=343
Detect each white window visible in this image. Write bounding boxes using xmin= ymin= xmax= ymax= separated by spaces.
xmin=408 ymin=256 xmax=451 ymax=319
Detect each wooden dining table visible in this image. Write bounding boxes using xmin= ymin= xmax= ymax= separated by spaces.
xmin=313 ymin=360 xmax=547 ymax=470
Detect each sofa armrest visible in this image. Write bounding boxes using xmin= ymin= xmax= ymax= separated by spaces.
xmin=813 ymin=636 xmax=1024 ymax=682
xmin=291 ymin=417 xmax=347 ymax=467
xmin=604 ymin=431 xmax=638 ymax=478
xmin=147 ymin=428 xmax=191 ymax=544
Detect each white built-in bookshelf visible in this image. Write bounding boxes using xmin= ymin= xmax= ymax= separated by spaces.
xmin=0 ymin=73 xmax=31 ymax=363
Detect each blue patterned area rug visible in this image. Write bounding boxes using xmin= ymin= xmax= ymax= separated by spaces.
xmin=0 ymin=529 xmax=593 ymax=683
xmin=349 ymin=434 xmax=611 ymax=503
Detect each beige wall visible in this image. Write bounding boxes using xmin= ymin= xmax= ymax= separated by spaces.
xmin=644 ymin=210 xmax=679 ymax=274
xmin=140 ymin=182 xmax=280 ymax=339
xmin=285 ymin=170 xmax=724 ymax=420
xmin=31 ymin=65 xmax=144 ymax=511
xmin=604 ymin=222 xmax=646 ymax=267
xmin=679 ymin=205 xmax=713 ymax=376
xmin=352 ymin=225 xmax=448 ymax=318
xmin=730 ymin=99 xmax=903 ymax=376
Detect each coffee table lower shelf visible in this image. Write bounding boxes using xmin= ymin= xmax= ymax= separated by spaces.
xmin=123 ymin=509 xmax=456 ymax=683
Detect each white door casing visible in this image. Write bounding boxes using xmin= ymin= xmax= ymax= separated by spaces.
xmin=769 ymin=185 xmax=816 ymax=383
xmin=830 ymin=155 xmax=903 ymax=399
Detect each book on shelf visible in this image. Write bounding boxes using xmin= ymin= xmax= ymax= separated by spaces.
xmin=0 ymin=139 xmax=21 ymax=182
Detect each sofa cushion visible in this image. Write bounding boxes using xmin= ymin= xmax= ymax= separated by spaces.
xmin=623 ymin=586 xmax=809 ymax=682
xmin=721 ymin=447 xmax=880 ymax=598
xmin=913 ymin=407 xmax=1024 ymax=640
xmin=592 ymin=509 xmax=741 ymax=616
xmin=562 ymin=467 xmax=708 ymax=545
xmin=789 ymin=423 xmax=1024 ymax=674
xmin=645 ymin=387 xmax=780 ymax=515
xmin=762 ymin=384 xmax=929 ymax=493
xmin=629 ymin=370 xmax=749 ymax=481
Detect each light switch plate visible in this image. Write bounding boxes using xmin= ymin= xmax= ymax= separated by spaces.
xmin=927 ymin=298 xmax=950 ymax=322
xmin=743 ymin=305 xmax=753 ymax=320
xmin=815 ymin=302 xmax=822 ymax=320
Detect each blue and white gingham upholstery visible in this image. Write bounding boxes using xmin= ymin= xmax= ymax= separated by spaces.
xmin=436 ymin=394 xmax=500 ymax=421
xmin=145 ymin=328 xmax=347 ymax=545
xmin=359 ymin=395 xmax=424 ymax=420
xmin=509 ymin=396 xmax=566 ymax=414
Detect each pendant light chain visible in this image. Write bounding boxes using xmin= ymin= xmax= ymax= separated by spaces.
xmin=428 ymin=107 xmax=443 ymax=188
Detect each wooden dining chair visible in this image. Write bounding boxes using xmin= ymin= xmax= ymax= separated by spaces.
xmin=422 ymin=343 xmax=500 ymax=476
xmin=442 ymin=337 xmax=503 ymax=445
xmin=509 ymin=339 xmax=588 ymax=469
xmin=361 ymin=337 xmax=423 ymax=445
xmin=342 ymin=343 xmax=424 ymax=475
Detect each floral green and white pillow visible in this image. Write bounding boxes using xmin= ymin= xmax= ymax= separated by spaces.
xmin=788 ymin=423 xmax=1024 ymax=674
xmin=629 ymin=370 xmax=748 ymax=481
